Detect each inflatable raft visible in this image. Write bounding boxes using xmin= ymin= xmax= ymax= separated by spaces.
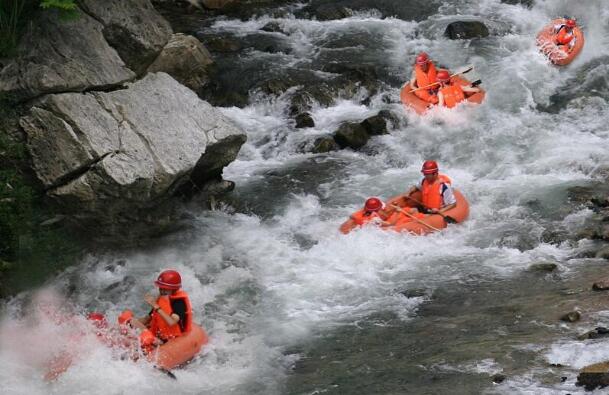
xmin=340 ymin=189 xmax=469 ymax=235
xmin=389 ymin=189 xmax=469 ymax=235
xmin=151 ymin=323 xmax=208 ymax=370
xmin=44 ymin=315 xmax=208 ymax=380
xmin=536 ymin=18 xmax=584 ymax=66
xmin=400 ymin=76 xmax=485 ymax=115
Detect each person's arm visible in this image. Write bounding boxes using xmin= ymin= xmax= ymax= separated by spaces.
xmin=437 ymin=91 xmax=445 ymax=107
xmin=145 ymin=294 xmax=180 ymax=326
xmin=437 ymin=184 xmax=457 ymax=213
xmin=409 ymin=70 xmax=417 ymax=89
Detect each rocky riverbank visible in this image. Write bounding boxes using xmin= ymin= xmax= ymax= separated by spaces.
xmin=0 ymin=0 xmax=248 ymax=295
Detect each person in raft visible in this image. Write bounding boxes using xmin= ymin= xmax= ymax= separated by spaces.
xmin=435 ymin=69 xmax=480 ymax=109
xmin=409 ymin=52 xmax=439 ymax=104
xmin=339 ymin=197 xmax=393 ymax=233
xmin=553 ymin=18 xmax=577 ymax=53
xmin=118 ymin=270 xmax=193 ymax=352
xmin=387 ymin=160 xmax=457 ymax=216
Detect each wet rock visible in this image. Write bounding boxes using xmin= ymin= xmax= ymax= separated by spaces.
xmin=258 ymin=78 xmax=296 ymax=96
xmin=593 ymin=279 xmax=609 ymax=291
xmin=307 ymin=4 xmax=352 ymax=21
xmin=360 ymin=114 xmax=388 ymax=136
xmin=295 ymin=113 xmax=315 ymax=128
xmin=322 ymin=64 xmax=379 ymax=98
xmin=333 ymin=122 xmax=370 ymax=150
xmin=0 ymin=9 xmax=134 ymax=102
xmin=492 ymin=374 xmax=506 ymax=384
xmin=500 ymin=0 xmax=534 ymax=6
xmin=377 ymin=109 xmax=401 ymax=128
xmin=79 ymin=0 xmax=172 ymax=75
xmin=595 ymin=245 xmax=609 ymax=259
xmin=444 ymin=21 xmax=490 ymax=40
xmin=261 ymin=21 xmax=286 ymax=34
xmin=203 ymin=36 xmax=241 ymax=52
xmin=201 ymin=0 xmax=236 ymax=9
xmin=19 ymin=73 xmax=246 ymax=238
xmin=147 ymin=33 xmax=214 ymax=91
xmin=527 ymin=262 xmax=558 ymax=272
xmin=399 ymin=288 xmax=428 ymax=298
xmin=289 ymin=87 xmax=334 ymax=117
xmin=577 ymin=361 xmax=609 ymax=391
xmin=560 ymin=311 xmax=581 ymax=323
xmin=311 ymin=136 xmax=338 ymax=154
xmin=296 ymin=0 xmax=440 ymax=22
xmin=577 ymin=327 xmax=609 ymax=340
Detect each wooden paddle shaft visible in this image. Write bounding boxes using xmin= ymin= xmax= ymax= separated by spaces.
xmin=390 ymin=204 xmax=442 ymax=232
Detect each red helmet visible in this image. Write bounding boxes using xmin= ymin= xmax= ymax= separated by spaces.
xmin=565 ymin=19 xmax=576 ymax=28
xmin=87 ymin=312 xmax=108 ymax=328
xmin=421 ymin=160 xmax=439 ymax=174
xmin=154 ymin=270 xmax=182 ymax=290
xmin=118 ymin=309 xmax=133 ymax=325
xmin=364 ymin=197 xmax=384 ymax=212
xmin=415 ymin=52 xmax=429 ymax=65
xmin=437 ymin=70 xmax=450 ymax=82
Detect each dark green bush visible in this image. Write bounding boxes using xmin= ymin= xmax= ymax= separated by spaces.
xmin=0 ymin=0 xmax=77 ymax=57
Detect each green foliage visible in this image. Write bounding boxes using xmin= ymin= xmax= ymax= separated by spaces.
xmin=40 ymin=0 xmax=78 ymax=20
xmin=0 ymin=0 xmax=78 ymax=57
xmin=0 ymin=97 xmax=80 ymax=296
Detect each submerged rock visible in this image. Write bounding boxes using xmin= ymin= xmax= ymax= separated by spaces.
xmin=491 ymin=374 xmax=506 ymax=384
xmin=147 ymin=33 xmax=214 ymax=92
xmin=577 ymin=361 xmax=609 ymax=391
xmin=560 ymin=311 xmax=581 ymax=323
xmin=360 ymin=114 xmax=388 ymax=136
xmin=577 ymin=327 xmax=609 ymax=340
xmin=333 ymin=122 xmax=370 ymax=150
xmin=444 ymin=21 xmax=490 ymax=40
xmin=295 ymin=113 xmax=315 ymax=129
xmin=595 ymin=245 xmax=609 ymax=259
xmin=527 ymin=262 xmax=558 ymax=272
xmin=19 ymin=73 xmax=246 ymax=238
xmin=311 ymin=136 xmax=339 ymax=154
xmin=593 ymin=279 xmax=609 ymax=291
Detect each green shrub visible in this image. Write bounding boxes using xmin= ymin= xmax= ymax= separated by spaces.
xmin=0 ymin=0 xmax=77 ymax=58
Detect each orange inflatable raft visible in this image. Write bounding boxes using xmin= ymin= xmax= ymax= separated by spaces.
xmin=400 ymin=76 xmax=485 ymax=115
xmin=44 ymin=315 xmax=208 ymax=380
xmin=151 ymin=323 xmax=208 ymax=370
xmin=536 ymin=18 xmax=584 ymax=66
xmin=340 ymin=189 xmax=469 ymax=235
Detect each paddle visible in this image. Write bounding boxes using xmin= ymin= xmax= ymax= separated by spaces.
xmin=408 ymin=65 xmax=474 ymax=93
xmin=402 ymin=195 xmax=458 ymax=224
xmin=390 ymin=204 xmax=442 ymax=232
xmin=470 ymin=79 xmax=482 ymax=87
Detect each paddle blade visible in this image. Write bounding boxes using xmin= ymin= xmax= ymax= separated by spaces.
xmin=452 ymin=65 xmax=474 ymax=76
xmin=471 ymin=79 xmax=482 ymax=87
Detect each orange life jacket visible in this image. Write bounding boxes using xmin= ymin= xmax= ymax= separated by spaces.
xmin=149 ymin=290 xmax=192 ymax=341
xmin=421 ymin=174 xmax=452 ymax=210
xmin=555 ymin=26 xmax=574 ymax=46
xmin=414 ymin=63 xmax=437 ymax=90
xmin=440 ymin=83 xmax=466 ymax=108
xmin=351 ymin=210 xmax=384 ymax=226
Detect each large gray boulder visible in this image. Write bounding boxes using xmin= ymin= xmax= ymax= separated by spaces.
xmin=78 ymin=0 xmax=172 ymax=75
xmin=0 ymin=10 xmax=135 ymax=102
xmin=147 ymin=33 xmax=213 ymax=92
xmin=19 ymin=73 xmax=246 ymax=234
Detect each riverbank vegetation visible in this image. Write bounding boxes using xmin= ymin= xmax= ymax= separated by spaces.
xmin=0 ymin=97 xmax=80 ymax=297
xmin=0 ymin=0 xmax=77 ymax=57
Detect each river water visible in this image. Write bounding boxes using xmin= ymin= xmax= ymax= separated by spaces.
xmin=2 ymin=0 xmax=609 ymax=393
